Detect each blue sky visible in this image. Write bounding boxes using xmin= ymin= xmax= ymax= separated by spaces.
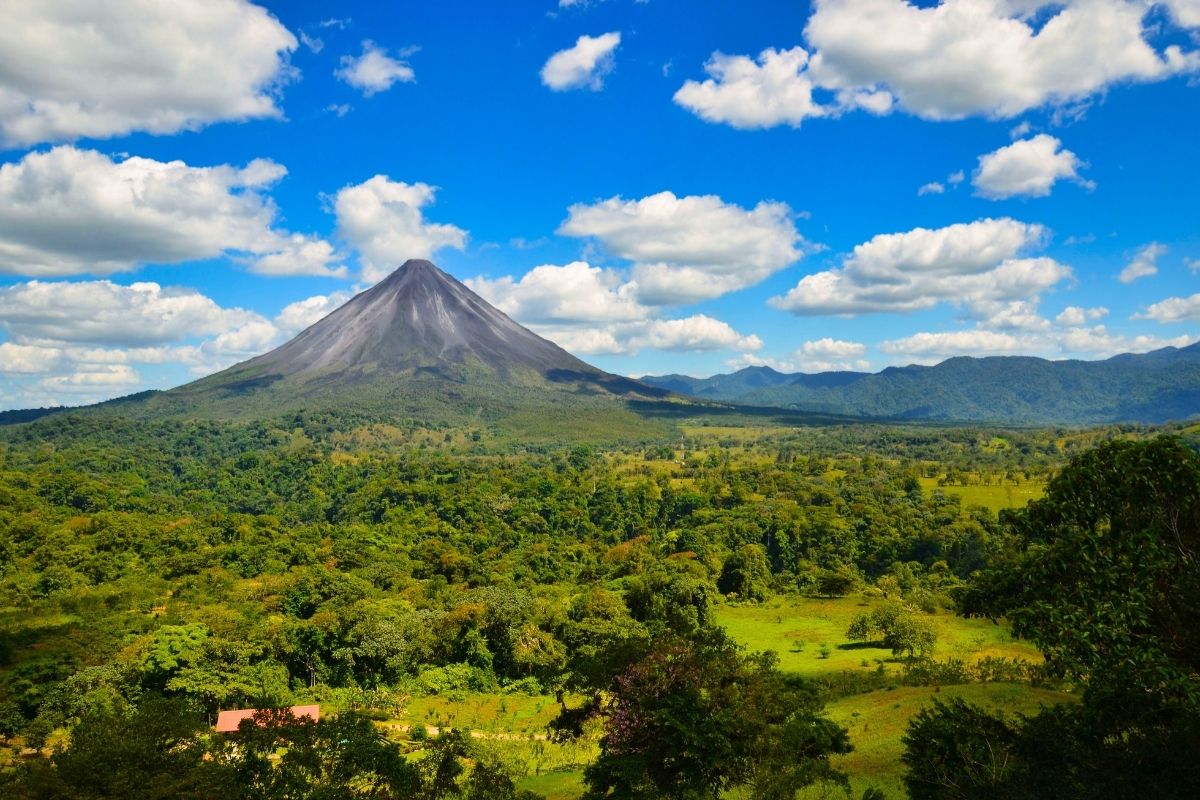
xmin=1 ymin=0 xmax=1199 ymax=409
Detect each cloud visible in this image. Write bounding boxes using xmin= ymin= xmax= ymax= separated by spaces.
xmin=881 ymin=330 xmax=1026 ymax=361
xmin=673 ymin=47 xmax=835 ymax=128
xmin=332 ymin=176 xmax=467 ymax=283
xmin=880 ymin=322 xmax=1194 ymax=365
xmin=274 ymin=291 xmax=353 ymax=335
xmin=0 ymin=0 xmax=297 ymax=147
xmin=770 ymin=218 xmax=1068 ymax=317
xmin=251 ymin=235 xmax=347 ymax=278
xmin=973 ymin=135 xmax=1092 ymax=199
xmin=0 ymin=146 xmax=341 ymax=278
xmin=532 ymin=315 xmax=762 ymax=357
xmin=1055 ymin=305 xmax=1108 ymax=326
xmin=300 ymin=31 xmax=324 ymax=53
xmin=541 ymin=32 xmax=621 ymax=90
xmin=1119 ymin=242 xmax=1167 ymax=283
xmin=1137 ymin=292 xmax=1200 ymax=323
xmin=465 ymin=260 xmax=762 ymax=357
xmin=675 ymin=1 xmax=1200 ymax=129
xmin=633 ymin=316 xmax=762 ymax=352
xmin=335 ymin=41 xmax=416 ymax=96
xmin=793 ymin=337 xmax=870 ymax=371
xmin=805 ymin=0 xmax=1197 ymax=120
xmin=466 ymin=261 xmax=648 ymax=324
xmin=1164 ymin=0 xmax=1200 ymax=27
xmin=0 ymin=281 xmax=372 ymax=407
xmin=0 ymin=280 xmax=265 ymax=347
xmin=917 ymin=182 xmax=945 ymax=196
xmin=558 ymin=190 xmax=807 ymax=304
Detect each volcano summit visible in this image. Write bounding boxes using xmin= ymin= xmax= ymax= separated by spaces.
xmin=131 ymin=260 xmax=670 ymax=432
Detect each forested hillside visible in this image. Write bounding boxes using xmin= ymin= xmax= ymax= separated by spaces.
xmin=642 ymin=343 xmax=1200 ymax=424
xmin=3 ymin=413 xmax=1192 ymax=797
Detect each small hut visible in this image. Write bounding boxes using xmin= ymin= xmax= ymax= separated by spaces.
xmin=214 ymin=704 xmax=320 ymax=732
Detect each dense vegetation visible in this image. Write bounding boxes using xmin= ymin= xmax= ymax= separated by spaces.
xmin=0 ymin=411 xmax=1194 ymax=797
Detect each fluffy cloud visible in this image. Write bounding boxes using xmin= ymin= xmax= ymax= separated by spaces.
xmin=558 ymin=191 xmax=806 ymax=304
xmin=793 ymin=338 xmax=870 ymax=371
xmin=881 ymin=330 xmax=1026 ymax=361
xmin=633 ymin=316 xmax=762 ymax=352
xmin=1119 ymin=242 xmax=1166 ymax=283
xmin=541 ymin=32 xmax=621 ymax=90
xmin=275 ymin=291 xmax=353 ymax=335
xmin=0 ymin=146 xmax=341 ymax=278
xmin=0 ymin=0 xmax=297 ymax=146
xmin=1164 ymin=0 xmax=1200 ymax=27
xmin=335 ymin=41 xmax=416 ymax=96
xmin=880 ymin=323 xmax=1193 ymax=365
xmin=0 ymin=280 xmax=264 ymax=347
xmin=333 ymin=176 xmax=467 ymax=283
xmin=0 ymin=279 xmax=368 ymax=408
xmin=465 ymin=260 xmax=761 ymax=357
xmin=1137 ymin=292 xmax=1200 ymax=323
xmin=673 ymin=48 xmax=833 ymax=128
xmin=770 ymin=218 xmax=1069 ymax=316
xmin=1055 ymin=305 xmax=1108 ymax=326
xmin=917 ymin=182 xmax=945 ymax=196
xmin=533 ymin=315 xmax=761 ymax=357
xmin=466 ymin=262 xmax=648 ymax=324
xmin=676 ymin=1 xmax=1200 ymax=128
xmin=806 ymin=0 xmax=1197 ymax=119
xmin=973 ymin=135 xmax=1092 ymax=199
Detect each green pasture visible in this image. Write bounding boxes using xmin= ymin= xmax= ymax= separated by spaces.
xmin=804 ymin=683 xmax=1078 ymax=799
xmin=918 ymin=476 xmax=1044 ymax=512
xmin=715 ymin=596 xmax=1043 ymax=679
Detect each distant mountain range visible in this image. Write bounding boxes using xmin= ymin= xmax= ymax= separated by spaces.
xmin=641 ymin=345 xmax=1200 ymax=424
xmin=6 ymin=259 xmax=1199 ymax=432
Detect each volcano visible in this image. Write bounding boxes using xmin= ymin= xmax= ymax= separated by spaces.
xmin=143 ymin=260 xmax=669 ymax=430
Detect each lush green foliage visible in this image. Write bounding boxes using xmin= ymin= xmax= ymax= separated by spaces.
xmin=3 ymin=412 xmax=1182 ymax=797
xmin=905 ymin=437 xmax=1200 ymax=800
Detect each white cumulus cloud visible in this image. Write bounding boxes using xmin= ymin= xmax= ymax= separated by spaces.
xmin=0 ymin=146 xmax=341 ymax=278
xmin=675 ymin=1 xmax=1200 ymax=129
xmin=673 ymin=47 xmax=832 ymax=128
xmin=973 ymin=135 xmax=1092 ymax=199
xmin=541 ymin=32 xmax=621 ymax=91
xmin=1119 ymin=242 xmax=1167 ymax=283
xmin=558 ymin=191 xmax=806 ymax=304
xmin=274 ymin=291 xmax=353 ymax=335
xmin=0 ymin=0 xmax=297 ymax=146
xmin=0 ymin=280 xmax=266 ymax=347
xmin=466 ymin=261 xmax=648 ymax=325
xmin=335 ymin=41 xmax=416 ymax=96
xmin=770 ymin=218 xmax=1069 ymax=317
xmin=333 ymin=176 xmax=467 ymax=283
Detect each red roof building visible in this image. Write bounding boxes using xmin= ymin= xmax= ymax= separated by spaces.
xmin=214 ymin=704 xmax=320 ymax=733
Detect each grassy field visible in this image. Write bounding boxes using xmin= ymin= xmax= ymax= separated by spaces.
xmin=718 ymin=596 xmax=1069 ymax=798
xmin=804 ymin=683 xmax=1077 ymax=799
xmin=715 ymin=596 xmax=1043 ymax=678
xmin=918 ymin=476 xmax=1044 ymax=512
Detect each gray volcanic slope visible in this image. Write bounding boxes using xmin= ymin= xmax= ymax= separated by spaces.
xmin=171 ymin=259 xmax=663 ymax=409
xmin=246 ymin=259 xmax=599 ymax=379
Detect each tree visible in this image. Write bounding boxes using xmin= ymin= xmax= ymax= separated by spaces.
xmin=10 ymin=696 xmax=212 ymax=799
xmin=582 ymin=631 xmax=849 ymax=800
xmin=214 ymin=709 xmax=422 ymax=799
xmin=716 ymin=544 xmax=772 ymax=601
xmin=966 ymin=436 xmax=1200 ymax=713
xmin=907 ymin=437 xmax=1200 ymax=799
xmin=845 ymin=602 xmax=936 ymax=658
